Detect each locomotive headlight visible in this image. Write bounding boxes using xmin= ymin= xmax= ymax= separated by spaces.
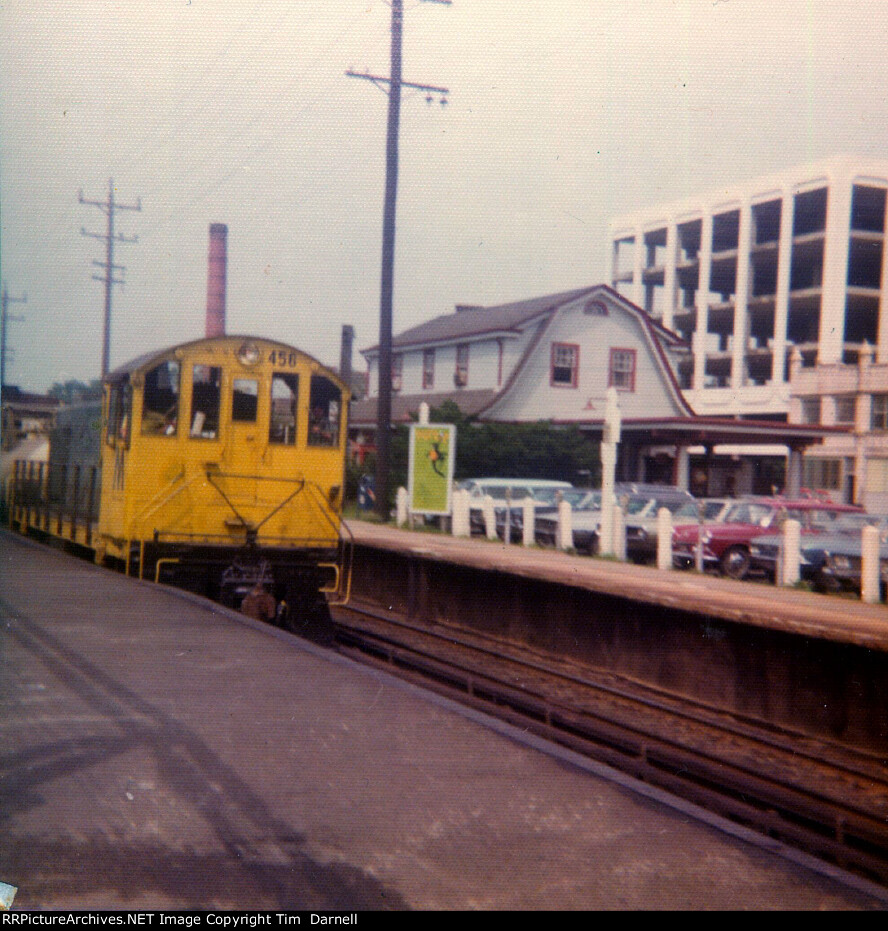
xmin=237 ymin=341 xmax=261 ymax=366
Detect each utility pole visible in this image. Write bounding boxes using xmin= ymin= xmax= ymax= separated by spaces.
xmin=0 ymin=283 xmax=27 ymax=392
xmin=347 ymin=0 xmax=450 ymax=520
xmin=80 ymin=178 xmax=141 ymax=377
xmin=0 ymin=284 xmax=27 ymax=452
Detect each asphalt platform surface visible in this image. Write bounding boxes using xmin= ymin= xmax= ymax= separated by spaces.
xmin=2 ymin=531 xmax=886 ymax=911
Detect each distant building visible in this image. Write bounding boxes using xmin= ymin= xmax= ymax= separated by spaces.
xmin=608 ymin=155 xmax=888 ymax=421
xmin=1 ymin=385 xmax=59 ymax=452
xmin=354 ymin=285 xmax=837 ymax=493
xmin=789 ymin=344 xmax=888 ymax=512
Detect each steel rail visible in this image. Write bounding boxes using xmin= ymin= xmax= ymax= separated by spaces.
xmin=331 ymin=601 xmax=888 ymax=888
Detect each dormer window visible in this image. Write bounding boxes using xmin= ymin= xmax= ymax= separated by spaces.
xmin=454 ymin=344 xmax=469 ymax=387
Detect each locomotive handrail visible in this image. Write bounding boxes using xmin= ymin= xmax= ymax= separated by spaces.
xmin=302 ymin=481 xmax=354 ymax=605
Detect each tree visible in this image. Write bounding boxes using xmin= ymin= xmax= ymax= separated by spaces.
xmin=47 ymin=379 xmax=102 ymax=403
xmin=347 ymin=403 xmax=601 ymax=512
xmin=419 ymin=401 xmax=600 ymax=486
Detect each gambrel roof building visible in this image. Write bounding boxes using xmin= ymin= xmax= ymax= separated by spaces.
xmin=356 ymin=285 xmax=692 ymax=424
xmin=352 ymin=285 xmax=843 ymax=494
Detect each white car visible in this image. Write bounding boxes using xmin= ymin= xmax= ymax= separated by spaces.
xmin=456 ymin=478 xmax=573 ymax=535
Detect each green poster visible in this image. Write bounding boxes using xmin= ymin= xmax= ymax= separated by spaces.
xmin=408 ymin=423 xmax=456 ymax=515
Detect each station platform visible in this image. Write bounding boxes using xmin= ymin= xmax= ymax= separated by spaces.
xmin=2 ymin=530 xmax=886 ymax=911
xmin=347 ymin=519 xmax=888 ymax=652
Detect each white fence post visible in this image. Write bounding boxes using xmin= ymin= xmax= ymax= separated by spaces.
xmin=522 ymin=497 xmax=535 ymax=547
xmin=657 ymin=507 xmax=672 ymax=571
xmin=861 ymin=524 xmax=881 ymax=604
xmin=613 ymin=505 xmax=626 ymax=561
xmin=451 ymin=488 xmax=470 ymax=537
xmin=396 ymin=487 xmax=409 ymax=527
xmin=781 ymin=518 xmax=801 ymax=586
xmin=482 ymin=494 xmax=497 ymax=540
xmin=557 ymin=498 xmax=573 ymax=551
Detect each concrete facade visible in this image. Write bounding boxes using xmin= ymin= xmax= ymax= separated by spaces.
xmin=609 ymin=156 xmax=888 ymax=421
xmin=790 ymin=344 xmax=888 ymax=512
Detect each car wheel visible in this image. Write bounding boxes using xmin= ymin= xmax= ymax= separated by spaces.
xmin=720 ymin=545 xmax=750 ymax=580
xmin=813 ymin=571 xmax=841 ymax=595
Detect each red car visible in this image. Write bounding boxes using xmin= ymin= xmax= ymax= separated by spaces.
xmin=671 ymin=496 xmax=865 ymax=580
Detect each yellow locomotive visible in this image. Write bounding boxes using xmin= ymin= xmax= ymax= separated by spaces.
xmin=8 ymin=335 xmax=352 ymax=636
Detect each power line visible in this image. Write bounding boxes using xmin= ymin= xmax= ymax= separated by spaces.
xmin=347 ymin=0 xmax=451 ymax=520
xmin=79 ymin=179 xmax=142 ymax=378
xmin=137 ymin=8 xmax=374 ymax=236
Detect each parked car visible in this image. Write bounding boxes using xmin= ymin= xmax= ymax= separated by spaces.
xmin=456 ymin=478 xmax=574 ymax=535
xmin=670 ymin=497 xmax=734 ymax=526
xmin=672 ymin=497 xmax=866 ymax=580
xmin=535 ymin=483 xmax=694 ymax=558
xmin=534 ymin=490 xmax=602 ymax=548
xmin=749 ymin=513 xmax=888 ymax=588
xmin=621 ymin=486 xmax=697 ymax=563
xmin=498 ymin=486 xmax=592 ymax=542
xmin=816 ymin=529 xmax=888 ymax=596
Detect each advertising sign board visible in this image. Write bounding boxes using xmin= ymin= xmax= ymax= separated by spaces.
xmin=408 ymin=423 xmax=456 ymax=515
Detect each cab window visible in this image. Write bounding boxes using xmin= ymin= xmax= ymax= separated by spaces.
xmin=232 ymin=378 xmax=258 ymax=423
xmin=141 ymin=360 xmax=180 ymax=436
xmin=308 ymin=375 xmax=341 ymax=447
xmin=269 ymin=373 xmax=298 ymax=445
xmin=190 ymin=365 xmax=221 ymax=438
xmin=106 ymin=379 xmax=132 ymax=447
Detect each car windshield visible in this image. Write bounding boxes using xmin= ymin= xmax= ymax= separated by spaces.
xmin=624 ymin=496 xmax=656 ymax=516
xmin=673 ymin=501 xmax=700 ymax=520
xmin=532 ymin=487 xmax=569 ymax=504
xmin=830 ymin=514 xmax=875 ymax=533
xmin=806 ymin=508 xmax=847 ymax=530
xmin=673 ymin=499 xmax=728 ymax=521
xmin=574 ymin=491 xmax=601 ymax=510
xmin=724 ymin=502 xmax=776 ymax=526
xmin=658 ymin=498 xmax=694 ymax=514
xmin=479 ymin=484 xmax=532 ymax=499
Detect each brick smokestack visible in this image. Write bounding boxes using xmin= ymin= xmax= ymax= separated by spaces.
xmin=205 ymin=223 xmax=227 ymax=337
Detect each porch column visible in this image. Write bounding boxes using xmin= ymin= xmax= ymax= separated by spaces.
xmin=674 ymin=445 xmax=690 ymax=492
xmin=786 ymin=447 xmax=804 ymax=497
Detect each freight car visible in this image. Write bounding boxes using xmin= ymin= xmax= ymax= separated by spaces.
xmin=7 ymin=335 xmax=353 ymax=638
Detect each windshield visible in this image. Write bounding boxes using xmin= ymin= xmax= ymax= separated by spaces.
xmin=624 ymin=496 xmax=656 ymax=516
xmin=658 ymin=498 xmax=694 ymax=514
xmin=673 ymin=501 xmax=700 ymax=520
xmin=831 ymin=514 xmax=886 ymax=533
xmin=724 ymin=502 xmax=776 ymax=525
xmin=574 ymin=491 xmax=601 ymax=510
xmin=673 ymin=499 xmax=727 ymax=521
xmin=532 ymin=487 xmax=568 ymax=504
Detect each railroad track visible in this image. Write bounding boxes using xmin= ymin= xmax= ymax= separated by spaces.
xmin=331 ymin=599 xmax=888 ymax=888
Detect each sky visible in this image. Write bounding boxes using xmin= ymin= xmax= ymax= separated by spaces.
xmin=3 ymin=0 xmax=888 ymax=393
